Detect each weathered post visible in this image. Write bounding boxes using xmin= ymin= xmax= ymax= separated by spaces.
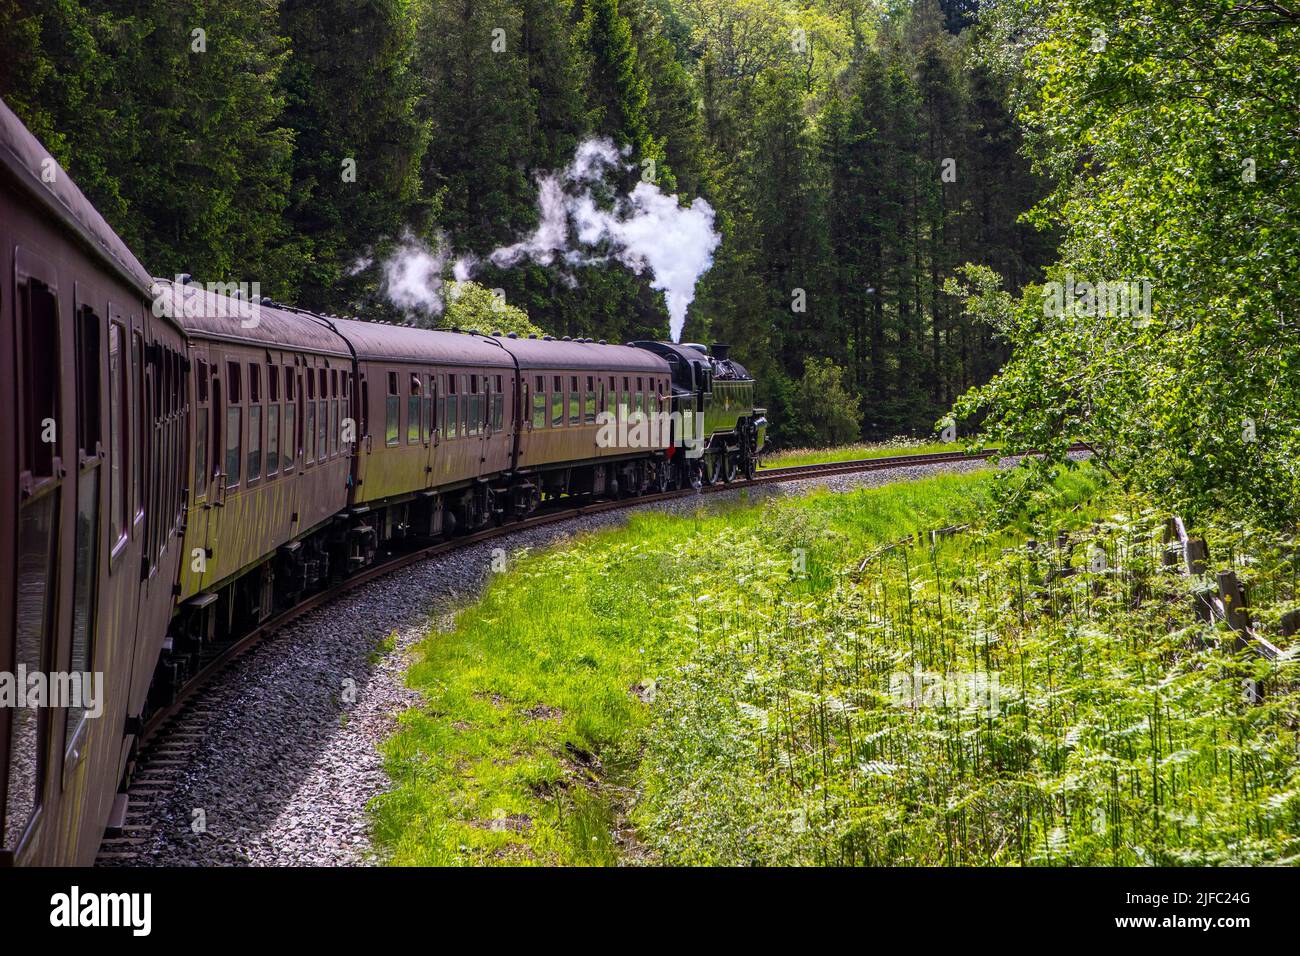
xmin=1216 ymin=570 xmax=1250 ymax=650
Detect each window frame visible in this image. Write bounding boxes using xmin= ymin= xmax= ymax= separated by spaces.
xmin=246 ymin=362 xmax=262 ymax=483
xmin=224 ymin=360 xmax=243 ymax=489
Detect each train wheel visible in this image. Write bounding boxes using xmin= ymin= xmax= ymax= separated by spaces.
xmin=702 ymin=451 xmax=721 ymax=485
xmin=723 ymin=450 xmax=739 ymax=483
xmin=744 ymin=454 xmax=758 ymax=480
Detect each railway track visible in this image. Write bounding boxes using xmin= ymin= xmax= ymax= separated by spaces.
xmin=95 ymin=443 xmax=1074 ymax=864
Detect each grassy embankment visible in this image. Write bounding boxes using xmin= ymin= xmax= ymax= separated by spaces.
xmin=372 ymin=463 xmax=1300 ymax=865
xmin=759 ymin=438 xmax=993 ymax=469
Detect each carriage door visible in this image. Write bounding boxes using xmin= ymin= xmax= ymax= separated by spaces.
xmin=3 ymin=249 xmax=65 ymax=855
xmin=64 ymin=287 xmax=108 ymax=778
xmin=478 ymin=373 xmax=490 ymax=471
xmin=187 ymin=344 xmax=213 ymax=586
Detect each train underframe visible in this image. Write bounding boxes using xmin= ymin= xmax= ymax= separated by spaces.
xmin=128 ymin=426 xmax=763 ymax=812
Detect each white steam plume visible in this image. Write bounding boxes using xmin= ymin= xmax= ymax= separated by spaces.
xmin=379 ymin=229 xmax=450 ymax=321
xmin=487 ymin=138 xmax=719 ymax=340
xmin=371 ymin=138 xmax=721 ymax=340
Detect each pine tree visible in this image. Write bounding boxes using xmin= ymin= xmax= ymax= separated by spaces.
xmin=279 ymin=0 xmax=429 ymax=311
xmin=577 ymin=0 xmax=655 ymax=167
xmin=4 ymin=1 xmax=306 ymax=293
xmin=415 ymin=0 xmax=532 ymax=252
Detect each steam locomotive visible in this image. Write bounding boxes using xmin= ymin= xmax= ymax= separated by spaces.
xmin=0 ymin=98 xmax=766 ymax=865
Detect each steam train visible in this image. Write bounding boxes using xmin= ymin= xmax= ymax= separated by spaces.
xmin=0 ymin=99 xmax=766 ymax=866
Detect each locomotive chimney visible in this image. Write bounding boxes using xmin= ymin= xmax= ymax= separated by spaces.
xmin=710 ymin=343 xmax=731 ymax=361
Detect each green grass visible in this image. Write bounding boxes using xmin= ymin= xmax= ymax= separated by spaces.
xmin=372 ymin=469 xmax=1033 ymax=864
xmin=372 ymin=462 xmax=1300 ymax=865
xmin=759 ymin=438 xmax=993 ymax=469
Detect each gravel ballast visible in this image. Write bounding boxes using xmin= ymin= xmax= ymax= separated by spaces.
xmin=109 ymin=452 xmax=1087 ymax=866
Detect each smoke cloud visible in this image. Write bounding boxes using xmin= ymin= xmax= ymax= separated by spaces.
xmin=378 ymin=230 xmax=451 ymax=319
xmin=372 ymin=138 xmax=720 ymax=340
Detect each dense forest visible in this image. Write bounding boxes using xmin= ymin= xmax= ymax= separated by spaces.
xmin=948 ymin=0 xmax=1300 ymax=527
xmin=0 ymin=0 xmax=1050 ymax=444
xmin=5 ymin=0 xmax=1296 ymax=528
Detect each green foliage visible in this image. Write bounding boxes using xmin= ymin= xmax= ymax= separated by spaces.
xmin=2 ymin=0 xmax=1053 ymax=445
xmin=373 ymin=467 xmax=1030 ymax=864
xmin=639 ymin=490 xmax=1299 ymax=865
xmin=578 ymin=0 xmax=655 ymax=163
xmin=950 ymin=0 xmax=1300 ymax=526
xmin=2 ymin=0 xmax=308 ymax=296
xmin=690 ymin=1 xmax=1054 ymax=441
xmin=759 ymin=436 xmax=985 ymax=469
xmin=787 ymin=357 xmax=863 ymax=447
xmin=377 ymin=466 xmax=1300 ymax=866
xmin=444 ymin=281 xmax=545 ymax=338
xmin=279 ymin=0 xmax=429 ymax=311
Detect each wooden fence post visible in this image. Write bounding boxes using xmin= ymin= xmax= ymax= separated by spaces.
xmin=1216 ymin=570 xmax=1250 ymax=650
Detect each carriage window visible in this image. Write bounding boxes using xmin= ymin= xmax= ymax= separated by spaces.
xmin=358 ymin=376 xmax=368 ymax=440
xmin=318 ymin=369 xmax=329 ymax=458
xmin=462 ymin=374 xmax=473 ymax=437
xmin=532 ymin=376 xmax=546 ymax=428
xmin=225 ymin=362 xmax=242 ymax=486
xmin=467 ymin=375 xmax=480 ymax=437
xmin=267 ymin=366 xmax=279 ymax=476
xmin=584 ymin=376 xmax=596 ymax=424
xmin=160 ymin=351 xmax=172 ymax=542
xmin=569 ymin=375 xmax=580 ymax=425
xmin=133 ymin=333 xmax=144 ymax=521
xmin=74 ymin=307 xmax=102 ymax=458
xmin=173 ymin=348 xmax=185 ymax=528
xmin=194 ymin=360 xmax=209 ymax=500
xmin=635 ymin=376 xmax=644 ymax=415
xmin=386 ymin=371 xmax=400 ymax=446
xmin=328 ymin=391 xmax=337 ymax=458
xmin=446 ymin=374 xmax=458 ymax=439
xmin=283 ymin=370 xmax=296 ymax=472
xmin=305 ymin=369 xmax=317 ymax=464
xmin=17 ymin=276 xmax=59 ymax=480
xmin=341 ymin=373 xmax=351 ymax=449
xmin=423 ymin=374 xmax=434 ymax=441
xmin=267 ymin=404 xmax=280 ymax=477
xmin=408 ymin=374 xmax=421 ymax=444
xmin=436 ymin=374 xmax=447 ymax=437
xmin=247 ymin=364 xmax=262 ymax=481
xmin=492 ymin=377 xmax=504 ymax=432
xmin=552 ymin=375 xmax=564 ymax=427
xmin=330 ymin=370 xmax=339 ymax=456
xmin=109 ymin=322 xmax=128 ymax=542
xmin=479 ymin=376 xmax=488 ymax=436
xmin=6 ymin=491 xmax=57 ymax=849
xmin=194 ymin=406 xmax=208 ymax=499
xmin=318 ymin=396 xmax=328 ymax=459
xmin=68 ymin=306 xmax=103 ymax=749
